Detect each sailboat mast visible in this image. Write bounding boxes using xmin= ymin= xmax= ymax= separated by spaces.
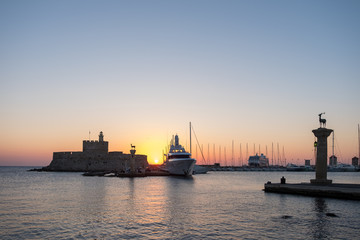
xmin=277 ymin=142 xmax=280 ymax=166
xmin=272 ymin=142 xmax=274 ymax=166
xmin=213 ymin=144 xmax=216 ymax=163
xmin=266 ymin=145 xmax=268 ymax=158
xmin=189 ymin=122 xmax=192 ymax=155
xmin=358 ymin=124 xmax=360 ymax=160
xmin=332 ymin=130 xmax=335 ymax=157
xmin=246 ymin=143 xmax=248 ymax=163
xmin=240 ymin=143 xmax=242 ymax=166
xmin=208 ymin=143 xmax=210 ymax=165
xmin=219 ymin=146 xmax=221 ymax=165
xmin=232 ymin=140 xmax=234 ymax=166
xmin=283 ymin=146 xmax=286 ymax=166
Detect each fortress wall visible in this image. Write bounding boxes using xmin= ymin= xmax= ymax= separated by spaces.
xmin=83 ymin=140 xmax=108 ymax=153
xmin=72 ymin=152 xmax=83 ymax=157
xmin=135 ymin=154 xmax=148 ymax=169
xmin=46 ymin=131 xmax=148 ymax=172
xmin=48 ymin=152 xmax=148 ymax=172
xmin=49 ymin=152 xmax=88 ymax=171
xmin=109 ymin=151 xmax=123 ymax=156
xmin=53 ymin=152 xmax=72 ymax=160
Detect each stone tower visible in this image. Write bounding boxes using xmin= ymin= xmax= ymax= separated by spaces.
xmin=99 ymin=131 xmax=104 ymax=142
xmin=83 ymin=131 xmax=108 ymax=154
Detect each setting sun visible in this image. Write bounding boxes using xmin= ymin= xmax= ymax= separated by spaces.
xmin=154 ymin=159 xmax=159 ymax=164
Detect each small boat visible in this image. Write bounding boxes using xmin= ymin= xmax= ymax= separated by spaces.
xmin=286 ymin=164 xmax=313 ymax=171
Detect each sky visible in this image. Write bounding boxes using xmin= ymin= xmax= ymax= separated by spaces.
xmin=1 ymin=0 xmax=359 ymax=166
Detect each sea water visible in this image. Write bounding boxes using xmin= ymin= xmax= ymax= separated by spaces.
xmin=1 ymin=167 xmax=360 ymax=239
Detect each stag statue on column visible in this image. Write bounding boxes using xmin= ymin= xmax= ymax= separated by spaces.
xmin=318 ymin=112 xmax=326 ymax=128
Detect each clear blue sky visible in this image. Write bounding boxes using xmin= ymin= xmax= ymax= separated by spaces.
xmin=1 ymin=0 xmax=359 ymax=166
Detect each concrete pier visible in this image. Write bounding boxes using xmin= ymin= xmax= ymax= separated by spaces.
xmin=264 ymin=183 xmax=360 ymax=200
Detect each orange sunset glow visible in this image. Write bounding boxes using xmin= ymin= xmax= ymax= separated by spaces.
xmin=0 ymin=1 xmax=359 ymax=167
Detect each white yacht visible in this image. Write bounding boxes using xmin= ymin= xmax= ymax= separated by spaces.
xmin=163 ymin=135 xmax=196 ymax=176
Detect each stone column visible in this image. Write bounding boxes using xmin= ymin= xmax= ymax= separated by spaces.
xmin=311 ymin=128 xmax=333 ymax=184
xmin=130 ymin=147 xmax=136 ymax=174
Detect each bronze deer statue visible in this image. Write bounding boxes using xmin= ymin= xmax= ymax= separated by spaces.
xmin=318 ymin=112 xmax=326 ymax=128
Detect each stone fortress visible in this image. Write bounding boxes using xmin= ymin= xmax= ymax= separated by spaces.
xmin=45 ymin=131 xmax=148 ymax=172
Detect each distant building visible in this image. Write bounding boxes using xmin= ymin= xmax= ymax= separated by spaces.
xmin=248 ymin=153 xmax=269 ymax=167
xmin=305 ymin=159 xmax=311 ymax=166
xmin=45 ymin=131 xmax=148 ymax=172
xmin=352 ymin=157 xmax=359 ymax=167
xmin=329 ymin=155 xmax=337 ymax=166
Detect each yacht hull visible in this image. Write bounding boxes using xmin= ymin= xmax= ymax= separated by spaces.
xmin=166 ymin=159 xmax=196 ymax=176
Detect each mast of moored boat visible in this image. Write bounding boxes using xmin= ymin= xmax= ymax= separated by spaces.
xmin=232 ymin=140 xmax=234 ymax=166
xmin=189 ymin=122 xmax=192 ymax=155
xmin=272 ymin=142 xmax=274 ymax=166
xmin=358 ymin=124 xmax=360 ymax=160
xmin=332 ymin=130 xmax=335 ymax=158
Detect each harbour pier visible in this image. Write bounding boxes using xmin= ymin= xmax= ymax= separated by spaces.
xmin=264 ymin=183 xmax=360 ymax=200
xmin=265 ymin=115 xmax=360 ymax=200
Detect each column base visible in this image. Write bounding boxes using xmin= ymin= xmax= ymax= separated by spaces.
xmin=310 ymin=179 xmax=332 ymax=185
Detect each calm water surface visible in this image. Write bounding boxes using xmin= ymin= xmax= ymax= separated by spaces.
xmin=1 ymin=167 xmax=360 ymax=239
